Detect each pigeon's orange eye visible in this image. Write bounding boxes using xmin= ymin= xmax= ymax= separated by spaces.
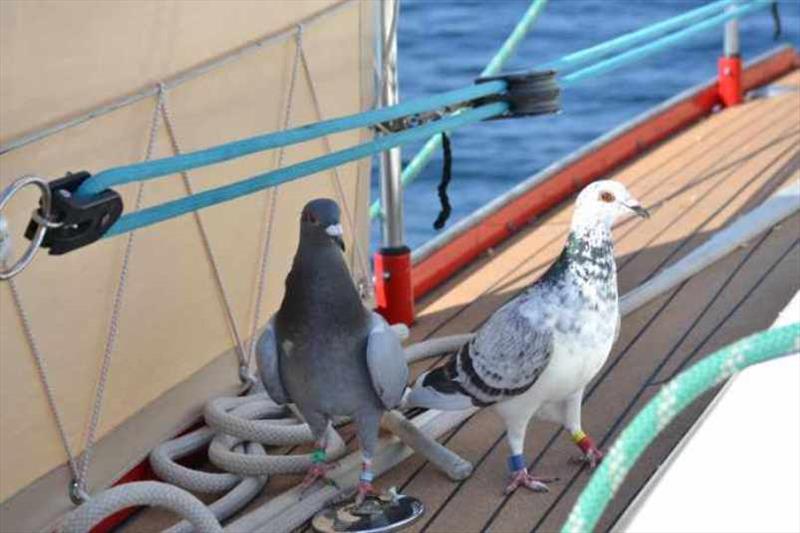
xmin=600 ymin=191 xmax=615 ymax=203
xmin=301 ymin=211 xmax=318 ymax=224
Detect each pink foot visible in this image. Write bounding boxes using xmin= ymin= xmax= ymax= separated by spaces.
xmin=299 ymin=462 xmax=337 ymax=496
xmin=355 ymin=480 xmax=378 ymax=505
xmin=581 ymin=446 xmax=604 ymax=468
xmin=504 ymin=469 xmax=558 ymax=495
xmin=572 ymin=433 xmax=604 ymax=469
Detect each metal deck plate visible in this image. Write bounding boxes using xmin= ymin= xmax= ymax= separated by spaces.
xmin=312 ymin=493 xmax=425 ymax=533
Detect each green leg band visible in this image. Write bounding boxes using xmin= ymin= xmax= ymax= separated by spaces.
xmin=312 ymin=449 xmax=326 ymax=464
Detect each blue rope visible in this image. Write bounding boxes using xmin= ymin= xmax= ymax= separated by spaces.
xmin=73 ymin=0 xmax=772 ymax=240
xmin=560 ymin=0 xmax=772 ymax=86
xmin=370 ymin=0 xmax=550 ymax=220
xmin=77 ymin=80 xmax=506 ymax=197
xmin=539 ymin=0 xmax=733 ymax=75
xmin=370 ymin=0 xmax=764 ymax=220
xmin=103 ymin=102 xmax=508 ymax=237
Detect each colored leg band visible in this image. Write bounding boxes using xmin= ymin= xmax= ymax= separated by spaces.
xmin=312 ymin=449 xmax=326 ymax=463
xmin=571 ymin=430 xmax=587 ymax=444
xmin=574 ymin=434 xmax=595 ymax=454
xmin=507 ymin=454 xmax=526 ymax=472
xmin=360 ymin=470 xmax=375 ymax=483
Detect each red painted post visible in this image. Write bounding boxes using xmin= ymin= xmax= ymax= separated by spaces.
xmin=374 ymin=247 xmax=415 ymax=326
xmin=718 ymin=56 xmax=743 ymax=106
xmin=719 ymin=2 xmax=742 ymax=107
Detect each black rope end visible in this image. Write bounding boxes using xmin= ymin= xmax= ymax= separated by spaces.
xmin=433 ymin=132 xmax=452 ymax=230
xmin=771 ymin=2 xmax=782 ymax=41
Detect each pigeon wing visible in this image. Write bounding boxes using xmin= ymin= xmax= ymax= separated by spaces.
xmin=458 ymin=301 xmax=553 ymax=404
xmin=366 ymin=312 xmax=410 ymax=409
xmin=255 ymin=318 xmax=290 ymax=405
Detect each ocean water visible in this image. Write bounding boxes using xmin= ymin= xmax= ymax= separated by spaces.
xmin=369 ymin=0 xmax=800 ymax=252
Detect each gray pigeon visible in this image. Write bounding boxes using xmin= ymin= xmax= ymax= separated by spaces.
xmin=256 ymin=198 xmax=408 ymax=502
xmin=404 ymin=180 xmax=649 ymax=494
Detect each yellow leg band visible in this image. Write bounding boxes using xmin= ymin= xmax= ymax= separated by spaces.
xmin=571 ymin=430 xmax=587 ymax=444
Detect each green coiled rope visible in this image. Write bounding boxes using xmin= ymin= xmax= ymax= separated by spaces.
xmin=562 ymin=322 xmax=800 ymax=533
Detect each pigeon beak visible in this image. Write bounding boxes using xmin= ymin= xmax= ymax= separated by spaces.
xmin=333 ymin=235 xmax=346 ymax=252
xmin=325 ymin=224 xmax=346 ymax=252
xmin=627 ymin=204 xmax=650 ymax=219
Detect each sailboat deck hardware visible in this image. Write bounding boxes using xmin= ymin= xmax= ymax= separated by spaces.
xmin=24 ymin=171 xmax=123 ymax=255
xmin=0 ymin=176 xmax=52 ymax=280
xmin=475 ymin=69 xmax=561 ymax=118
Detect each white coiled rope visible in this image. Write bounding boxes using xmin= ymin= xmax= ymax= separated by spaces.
xmin=60 ymin=332 xmax=472 ymax=533
xmin=60 ymin=482 xmax=223 ymax=533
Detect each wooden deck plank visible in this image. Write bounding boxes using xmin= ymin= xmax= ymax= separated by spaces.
xmin=451 ymin=184 xmax=798 ymax=532
xmin=534 ymin=220 xmax=800 ymax=533
xmin=373 ymin=75 xmax=799 ymax=532
xmin=408 ymin=92 xmax=787 ymax=344
xmin=428 ymin=214 xmax=800 ymax=533
xmin=403 ymin=91 xmax=797 ymax=389
xmin=412 ymin=92 xmax=787 ymax=354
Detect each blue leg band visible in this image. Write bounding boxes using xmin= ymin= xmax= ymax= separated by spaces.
xmin=508 ymin=454 xmax=526 ymax=472
xmin=360 ymin=470 xmax=375 ymax=483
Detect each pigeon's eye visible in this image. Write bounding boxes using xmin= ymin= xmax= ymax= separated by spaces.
xmin=301 ymin=211 xmax=318 ymax=224
xmin=599 ymin=191 xmax=616 ymax=203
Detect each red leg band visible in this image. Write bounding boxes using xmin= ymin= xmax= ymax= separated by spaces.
xmin=575 ymin=434 xmax=596 ymax=455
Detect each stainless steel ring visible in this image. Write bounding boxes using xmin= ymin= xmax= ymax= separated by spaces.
xmin=0 ymin=176 xmax=52 ymax=281
xmin=30 ymin=208 xmax=63 ymax=229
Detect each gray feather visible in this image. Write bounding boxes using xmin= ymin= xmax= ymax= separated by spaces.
xmin=263 ymin=199 xmax=409 ymax=455
xmin=404 ymin=369 xmax=474 ymax=410
xmin=365 ymin=312 xmax=409 ymax=409
xmin=255 ymin=319 xmax=290 ymax=405
xmin=463 ymin=302 xmax=553 ymax=397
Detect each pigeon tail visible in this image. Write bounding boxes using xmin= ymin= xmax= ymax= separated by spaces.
xmin=403 ymin=368 xmax=476 ymax=411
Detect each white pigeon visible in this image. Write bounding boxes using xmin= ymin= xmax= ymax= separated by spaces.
xmin=404 ymin=180 xmax=649 ymax=494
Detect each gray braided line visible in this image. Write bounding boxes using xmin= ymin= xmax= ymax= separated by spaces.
xmin=244 ymin=26 xmax=303 ymax=372
xmin=208 ymin=423 xmax=346 ymax=477
xmin=162 ymin=442 xmax=267 ymax=533
xmin=267 ymin=483 xmax=346 ymax=533
xmin=6 ymin=276 xmax=81 ymax=482
xmin=298 ymin=38 xmax=373 ymax=298
xmin=59 ymin=481 xmax=222 ymax=533
xmin=204 ymin=395 xmax=312 ymax=445
xmin=157 ymin=85 xmax=248 ymax=371
xmin=404 ymin=333 xmax=474 ymax=363
xmin=76 ymin=88 xmax=164 ymax=497
xmin=150 ymin=426 xmax=241 ymax=494
xmin=150 ymin=393 xmax=271 ymax=529
xmin=382 ymin=410 xmax=472 ymax=480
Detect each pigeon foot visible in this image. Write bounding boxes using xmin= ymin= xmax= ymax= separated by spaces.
xmin=354 ymin=480 xmax=378 ymax=506
xmin=299 ymin=462 xmax=338 ymax=497
xmin=571 ymin=431 xmax=603 ymax=469
xmin=504 ymin=469 xmax=558 ymax=495
xmin=570 ymin=446 xmax=604 ymax=469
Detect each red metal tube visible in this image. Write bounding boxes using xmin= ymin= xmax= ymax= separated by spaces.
xmin=719 ymin=56 xmax=743 ymax=106
xmin=374 ymin=246 xmax=415 ymax=326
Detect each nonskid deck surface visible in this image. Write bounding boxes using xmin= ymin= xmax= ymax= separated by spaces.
xmin=120 ymin=69 xmax=800 ymax=532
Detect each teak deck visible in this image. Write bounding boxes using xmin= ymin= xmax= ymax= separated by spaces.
xmin=122 ymin=69 xmax=799 ymax=533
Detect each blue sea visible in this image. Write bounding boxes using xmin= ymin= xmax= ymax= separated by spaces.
xmin=369 ymin=0 xmax=800 ymax=252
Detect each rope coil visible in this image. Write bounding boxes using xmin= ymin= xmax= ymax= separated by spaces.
xmin=61 ymin=333 xmax=472 ymax=533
